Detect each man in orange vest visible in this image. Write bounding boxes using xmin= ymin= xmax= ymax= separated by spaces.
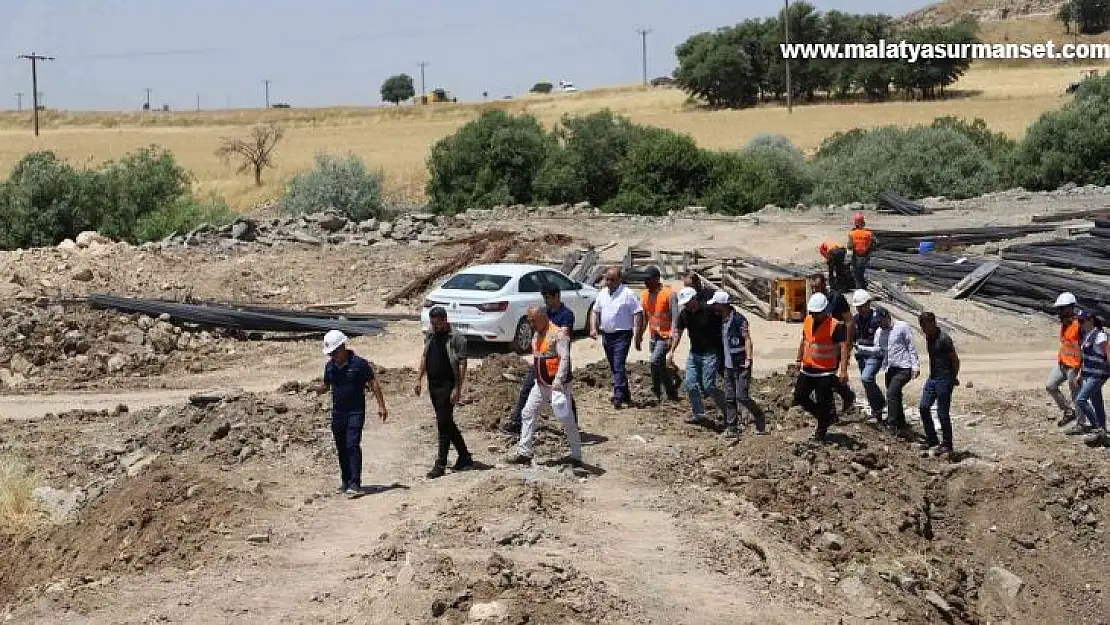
xmin=818 ymin=240 xmax=853 ymax=293
xmin=793 ymin=292 xmax=850 ymax=442
xmin=635 ymin=266 xmax=680 ymax=402
xmin=507 ymin=305 xmax=583 ymax=468
xmin=1049 ymin=291 xmax=1084 ymax=428
xmin=847 ymin=212 xmax=877 ymax=290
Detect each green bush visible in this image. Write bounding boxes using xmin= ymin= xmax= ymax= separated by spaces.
xmin=702 ymin=147 xmax=814 ymax=214
xmin=132 ymin=194 xmax=236 ymax=243
xmin=532 ymin=148 xmax=585 ymax=205
xmin=282 ymin=153 xmax=384 ymax=221
xmin=1010 ymin=96 xmax=1110 ymax=190
xmin=607 ymin=129 xmax=710 ymax=215
xmin=808 ymin=125 xmax=1004 ymax=203
xmin=743 ymin=134 xmax=804 ymax=159
xmin=426 ymin=109 xmax=553 ymax=214
xmin=929 ymin=116 xmax=1016 ymax=162
xmin=539 ymin=110 xmax=655 ymax=207
xmin=0 ymin=146 xmax=200 ymax=249
xmin=530 ymin=82 xmax=554 ymax=94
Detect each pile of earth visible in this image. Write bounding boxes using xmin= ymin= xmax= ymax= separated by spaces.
xmin=629 ymin=368 xmax=1110 ymax=624
xmin=0 ymin=304 xmax=250 ymax=391
xmin=0 ymin=458 xmax=265 ymax=607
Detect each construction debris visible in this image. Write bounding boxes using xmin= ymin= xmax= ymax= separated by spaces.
xmin=872 ymin=224 xmax=1065 ymax=252
xmin=876 ymin=191 xmax=930 ymax=216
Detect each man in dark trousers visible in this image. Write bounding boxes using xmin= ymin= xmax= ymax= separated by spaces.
xmin=315 ymin=330 xmax=388 ymax=497
xmin=414 ymin=306 xmax=474 ymax=479
xmin=503 ymin=283 xmax=576 ymax=433
xmin=918 ymin=312 xmax=961 ymax=458
xmin=710 ymin=290 xmax=766 ymax=438
xmin=810 ymin=273 xmax=857 ymax=415
xmin=793 ymin=293 xmax=850 ymax=442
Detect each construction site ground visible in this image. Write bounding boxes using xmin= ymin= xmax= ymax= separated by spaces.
xmin=2 ymin=195 xmax=1109 ymax=624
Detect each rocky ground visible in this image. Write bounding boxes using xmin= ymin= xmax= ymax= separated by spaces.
xmin=2 ymin=191 xmax=1110 ymax=623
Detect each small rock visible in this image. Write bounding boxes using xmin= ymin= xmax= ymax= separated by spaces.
xmin=819 ymin=532 xmax=845 ymax=551
xmin=106 ymin=354 xmax=129 ymax=373
xmin=57 ymin=239 xmax=78 ymax=252
xmin=189 ymin=388 xmax=244 ymax=406
xmin=246 ymin=533 xmax=270 ymax=544
xmin=317 ymin=214 xmax=348 ymax=232
xmin=75 ymin=231 xmax=110 ymax=248
xmin=924 ymin=590 xmax=952 ymax=615
xmin=70 ymin=268 xmax=94 ymax=282
xmin=982 ymin=566 xmax=1025 ymax=602
xmin=468 ymin=600 xmax=508 ymax=622
xmin=430 ymin=599 xmax=448 ymax=618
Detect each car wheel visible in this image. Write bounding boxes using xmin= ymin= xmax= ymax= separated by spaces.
xmin=580 ymin=303 xmax=593 ymax=337
xmin=512 ymin=317 xmax=532 ymax=354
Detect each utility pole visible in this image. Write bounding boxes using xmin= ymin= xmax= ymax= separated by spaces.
xmin=196 ymin=93 xmax=201 ymax=112
xmin=263 ymin=79 xmax=271 ymax=108
xmin=636 ymin=28 xmax=651 ymax=86
xmin=15 ymin=92 xmax=22 ymax=112
xmin=17 ymin=52 xmax=54 ymax=136
xmin=783 ymin=0 xmax=793 ymax=114
xmin=144 ymin=88 xmax=152 ymax=110
xmin=418 ymin=61 xmax=428 ymax=100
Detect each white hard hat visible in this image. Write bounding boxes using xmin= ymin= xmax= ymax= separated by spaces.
xmin=851 ymin=289 xmax=872 ymax=307
xmin=709 ymin=290 xmax=731 ymax=306
xmin=676 ymin=287 xmax=698 ymax=307
xmin=1054 ymin=292 xmax=1077 ymax=308
xmin=322 ymin=329 xmax=348 ymax=355
xmin=807 ymin=292 xmax=829 ymax=313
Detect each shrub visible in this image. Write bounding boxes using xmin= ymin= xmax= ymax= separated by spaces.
xmin=530 ymin=82 xmax=554 ymax=94
xmin=808 ymin=125 xmax=1003 ymax=203
xmin=533 ymin=148 xmax=585 ymax=205
xmin=96 ymin=147 xmax=193 ymax=240
xmin=929 ymin=116 xmax=1016 ymax=162
xmin=743 ymin=134 xmax=805 ymax=159
xmin=539 ymin=110 xmax=654 ymax=207
xmin=1011 ymin=78 xmax=1110 ymax=190
xmin=0 ymin=455 xmax=37 ymax=534
xmin=702 ymin=147 xmax=814 ymax=214
xmin=426 ymin=110 xmax=553 ymax=214
xmin=132 ymin=194 xmax=236 ymax=243
xmin=607 ymin=129 xmax=710 ymax=215
xmin=282 ymin=153 xmax=385 ymax=221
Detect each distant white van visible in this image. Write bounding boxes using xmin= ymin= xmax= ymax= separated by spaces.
xmin=558 ymin=79 xmax=578 ymax=93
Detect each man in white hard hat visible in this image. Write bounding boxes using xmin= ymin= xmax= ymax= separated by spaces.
xmin=851 ymin=289 xmax=887 ymax=423
xmin=668 ymin=286 xmax=727 ymax=427
xmin=710 ymin=290 xmax=766 ymax=438
xmin=810 ymin=273 xmax=857 ymax=415
xmin=793 ymin=292 xmax=850 ymax=442
xmin=315 ymin=329 xmax=388 ymax=496
xmin=1049 ymin=292 xmax=1084 ymax=429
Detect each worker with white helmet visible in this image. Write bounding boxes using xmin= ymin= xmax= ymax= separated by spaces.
xmin=1049 ymin=292 xmax=1086 ymax=430
xmin=851 ymin=289 xmax=887 ymax=423
xmin=315 ymin=329 xmax=388 ymax=497
xmin=809 ymin=273 xmax=858 ymax=415
xmin=793 ymin=291 xmax=850 ymax=442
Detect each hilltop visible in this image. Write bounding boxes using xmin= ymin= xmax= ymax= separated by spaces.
xmin=903 ymin=0 xmax=1066 ymax=27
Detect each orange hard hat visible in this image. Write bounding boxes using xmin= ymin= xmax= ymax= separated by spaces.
xmin=853 ymin=212 xmax=865 ymax=225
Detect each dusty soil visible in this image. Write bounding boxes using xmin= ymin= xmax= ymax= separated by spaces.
xmin=2 ymin=196 xmax=1109 ymax=624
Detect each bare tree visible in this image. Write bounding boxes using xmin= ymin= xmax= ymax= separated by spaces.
xmin=215 ymin=123 xmax=284 ymax=186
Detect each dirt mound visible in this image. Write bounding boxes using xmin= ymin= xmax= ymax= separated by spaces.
xmin=456 ymin=354 xmax=529 ymax=431
xmin=0 ymin=304 xmax=248 ymax=392
xmin=633 ymin=368 xmax=1110 ymax=624
xmin=0 ymin=457 xmax=263 ymax=605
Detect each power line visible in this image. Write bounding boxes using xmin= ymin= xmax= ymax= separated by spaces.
xmin=636 ymin=28 xmax=652 ymax=86
xmin=17 ymin=52 xmax=54 ymax=136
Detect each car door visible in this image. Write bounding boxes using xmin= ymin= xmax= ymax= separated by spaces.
xmin=540 ymin=270 xmax=585 ymax=330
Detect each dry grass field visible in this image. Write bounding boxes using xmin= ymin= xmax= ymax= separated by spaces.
xmin=0 ymin=62 xmax=1102 ymax=209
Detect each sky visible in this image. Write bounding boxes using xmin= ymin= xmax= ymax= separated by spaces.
xmin=0 ymin=0 xmax=934 ymax=111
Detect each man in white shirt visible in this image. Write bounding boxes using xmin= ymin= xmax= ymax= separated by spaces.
xmin=872 ymin=307 xmax=919 ymax=432
xmin=590 ymin=266 xmax=644 ymax=409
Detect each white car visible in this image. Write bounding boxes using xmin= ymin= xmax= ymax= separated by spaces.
xmin=420 ymin=263 xmax=599 ymax=353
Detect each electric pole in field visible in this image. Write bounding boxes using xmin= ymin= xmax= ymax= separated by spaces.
xmin=15 ymin=92 xmax=23 ymax=112
xmin=17 ymin=52 xmax=54 ymax=136
xmin=144 ymin=87 xmax=152 ymax=110
xmin=196 ymin=93 xmax=201 ymax=111
xmin=418 ymin=61 xmax=428 ymax=100
xmin=263 ymin=79 xmax=271 ymax=108
xmin=636 ymin=28 xmax=651 ymax=86
xmin=783 ymin=0 xmax=792 ymax=114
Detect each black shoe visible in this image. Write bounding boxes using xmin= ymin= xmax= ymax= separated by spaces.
xmin=505 ymin=453 xmax=533 ymax=466
xmin=501 ymin=420 xmax=521 ymax=434
xmin=426 ymin=466 xmax=446 ymax=479
xmin=812 ymin=429 xmax=828 ymax=442
xmin=452 ymin=456 xmax=474 ymax=471
xmin=684 ymin=415 xmax=708 ymax=425
xmin=1057 ymin=412 xmax=1077 ymax=427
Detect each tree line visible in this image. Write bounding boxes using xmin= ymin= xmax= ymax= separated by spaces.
xmin=673 ymin=2 xmax=979 ymax=109
xmin=1058 ymin=0 xmax=1110 ymax=35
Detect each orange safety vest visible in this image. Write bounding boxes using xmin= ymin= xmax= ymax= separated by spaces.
xmin=1059 ymin=319 xmax=1082 ymax=368
xmin=819 ymin=241 xmax=843 ymax=260
xmin=641 ymin=286 xmax=674 ymax=340
xmin=849 ymin=228 xmax=874 ymax=256
xmin=802 ymin=315 xmax=842 ymax=371
xmin=533 ymin=325 xmax=563 ymax=385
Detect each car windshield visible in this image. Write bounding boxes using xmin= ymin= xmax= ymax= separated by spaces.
xmin=441 ymin=273 xmax=512 ymax=292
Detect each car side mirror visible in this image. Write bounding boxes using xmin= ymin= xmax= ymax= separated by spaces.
xmin=572 ymin=282 xmax=582 ymax=290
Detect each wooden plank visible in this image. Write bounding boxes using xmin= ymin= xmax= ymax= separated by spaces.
xmin=559 ymin=251 xmax=578 ymax=275
xmin=946 ymin=261 xmax=1000 ymax=299
xmin=722 ymin=272 xmax=771 ymax=318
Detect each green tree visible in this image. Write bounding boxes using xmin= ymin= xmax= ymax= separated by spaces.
xmin=674 ymin=29 xmax=761 ymax=107
xmin=530 ymin=82 xmax=554 ymax=94
xmin=380 ymin=73 xmax=416 ymax=105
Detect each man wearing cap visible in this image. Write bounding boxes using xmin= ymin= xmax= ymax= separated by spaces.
xmin=1048 ymin=292 xmax=1083 ymax=428
xmin=414 ymin=306 xmax=474 ymax=479
xmin=851 ymin=289 xmax=887 ymax=423
xmin=847 ymin=213 xmax=877 ymax=290
xmin=635 ymin=266 xmax=680 ymax=402
xmin=710 ymin=290 xmax=766 ymax=438
xmin=794 ymin=292 xmax=850 ymax=442
xmin=590 ymin=266 xmax=644 ymax=409
xmin=668 ymin=286 xmax=726 ymax=426
xmin=871 ymin=306 xmax=919 ymax=433
xmin=503 ymin=283 xmax=577 ymax=434
xmin=315 ymin=329 xmax=388 ymax=496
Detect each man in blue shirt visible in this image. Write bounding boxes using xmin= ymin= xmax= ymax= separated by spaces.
xmin=503 ymin=283 xmax=577 ymax=433
xmin=315 ymin=330 xmax=388 ymax=497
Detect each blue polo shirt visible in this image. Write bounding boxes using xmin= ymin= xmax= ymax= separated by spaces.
xmin=323 ymin=351 xmax=374 ymax=416
xmin=549 ymin=303 xmax=574 ymax=331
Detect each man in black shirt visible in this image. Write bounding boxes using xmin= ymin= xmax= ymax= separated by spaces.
xmin=668 ymin=287 xmax=726 ymax=426
xmin=794 ymin=293 xmax=851 ymax=442
xmin=918 ymin=312 xmax=960 ymax=458
xmin=810 ymin=273 xmax=857 ymax=415
xmin=415 ymin=306 xmax=474 ymax=478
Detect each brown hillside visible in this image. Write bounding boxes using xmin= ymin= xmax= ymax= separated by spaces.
xmin=902 ymin=0 xmax=1066 ymax=27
